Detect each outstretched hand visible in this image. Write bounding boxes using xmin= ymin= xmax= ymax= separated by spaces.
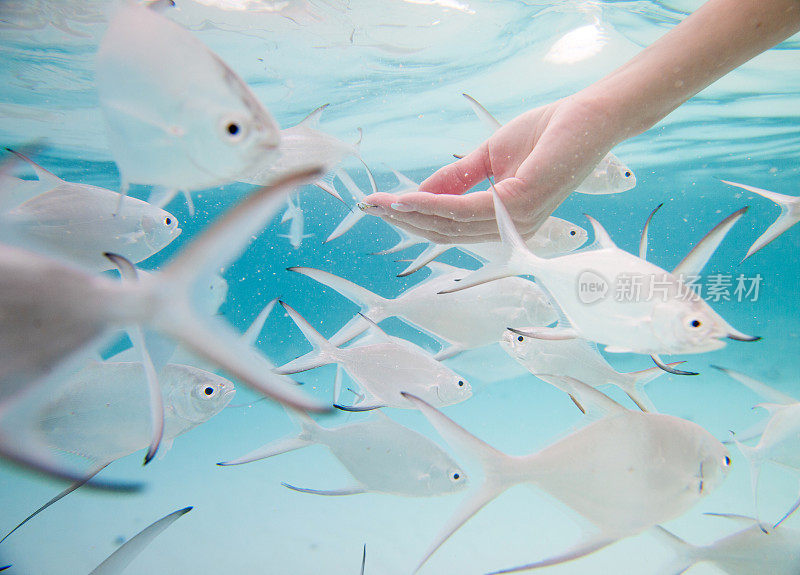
xmin=362 ymin=95 xmax=619 ymax=244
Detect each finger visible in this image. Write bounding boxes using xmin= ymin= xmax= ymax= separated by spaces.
xmin=382 ymin=209 xmax=500 ymax=237
xmin=377 ymin=216 xmax=500 ymax=245
xmin=384 ymin=190 xmax=495 ymax=222
xmin=417 ymin=144 xmax=490 ymax=196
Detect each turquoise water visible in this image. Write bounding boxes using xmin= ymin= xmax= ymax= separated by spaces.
xmin=0 ymin=1 xmax=799 ymax=574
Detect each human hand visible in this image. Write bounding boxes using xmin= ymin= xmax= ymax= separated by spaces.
xmin=362 ymin=95 xmax=619 ymax=244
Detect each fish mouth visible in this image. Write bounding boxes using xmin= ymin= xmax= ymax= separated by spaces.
xmin=726 ymin=331 xmax=761 ymax=342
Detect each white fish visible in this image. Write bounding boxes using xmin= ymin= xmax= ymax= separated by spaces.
xmin=0 ymin=362 xmax=232 ymax=545
xmin=38 ymin=362 xmax=235 ymax=463
xmin=714 ymin=366 xmax=800 ymax=524
xmin=501 ymin=329 xmax=683 ymax=413
xmin=88 ymin=506 xmax=192 ymax=575
xmin=278 ymin=194 xmax=312 ymax=249
xmin=651 ymin=513 xmax=800 ymax=575
xmin=290 ymin=262 xmax=556 ymax=360
xmin=462 ymin=93 xmax=635 ymax=195
xmin=722 ymin=180 xmax=800 ymax=260
xmin=274 ymin=302 xmax=472 ymax=410
xmin=96 ymin=1 xmax=281 ymax=212
xmin=396 ymin=214 xmax=589 ymax=277
xmin=443 ymin=187 xmax=758 ymax=360
xmin=402 ymin=387 xmax=730 ymax=573
xmin=0 ymin=167 xmax=327 ymax=483
xmin=219 ymin=409 xmax=468 ymax=498
xmin=0 ymin=150 xmax=181 ymax=272
xmin=242 ymin=104 xmax=374 ymax=204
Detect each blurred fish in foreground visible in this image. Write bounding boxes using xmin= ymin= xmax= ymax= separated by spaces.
xmin=402 ymin=383 xmax=730 ymax=574
xmin=96 ymin=0 xmax=281 ymax=213
xmin=0 ymin=167 xmax=326 ymax=484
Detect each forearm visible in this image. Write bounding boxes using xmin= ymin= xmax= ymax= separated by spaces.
xmin=579 ymin=0 xmax=800 ymax=142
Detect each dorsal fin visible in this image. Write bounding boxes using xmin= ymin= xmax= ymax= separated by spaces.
xmin=296 ymin=103 xmax=329 ymax=129
xmin=462 ymin=93 xmax=502 ymax=132
xmin=537 ymin=374 xmax=626 ymax=417
xmin=4 ymin=148 xmax=63 ymax=187
xmin=673 ymin=207 xmax=748 ymax=278
xmin=356 ymin=313 xmax=392 ymax=343
xmin=584 ymin=214 xmax=617 ymax=250
xmin=390 ymin=168 xmax=419 ymax=191
xmin=639 ymin=203 xmax=663 ymax=260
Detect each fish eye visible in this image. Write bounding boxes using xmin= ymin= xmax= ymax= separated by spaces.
xmin=724 ymin=455 xmax=731 ymax=467
xmin=218 ymin=115 xmax=249 ymax=144
xmin=204 ymin=386 xmax=215 ymax=396
xmin=457 ymin=380 xmax=464 ymax=387
xmin=517 ymin=335 xmax=524 ymax=342
xmin=450 ymin=471 xmax=462 ymax=482
xmin=164 ymin=216 xmax=172 ymax=226
xmin=625 ymin=171 xmax=632 ymax=178
xmin=690 ymin=319 xmax=702 ymax=328
xmin=570 ymin=230 xmax=576 ymax=236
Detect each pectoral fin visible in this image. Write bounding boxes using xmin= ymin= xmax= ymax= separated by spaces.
xmin=486 ymin=535 xmax=619 ymax=574
xmin=282 ymin=482 xmax=366 ymax=496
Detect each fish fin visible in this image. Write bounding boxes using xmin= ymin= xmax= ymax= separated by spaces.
xmin=0 ymin=566 xmax=9 ymax=571
xmin=332 ymin=365 xmax=344 ymax=404
xmin=242 ymin=299 xmax=277 ymax=348
xmin=389 ymin=167 xmax=420 ymax=191
xmin=282 ymin=482 xmax=366 ymax=496
xmin=0 ymin=463 xmax=109 ymax=545
xmin=361 ymin=544 xmax=366 ymax=575
xmin=3 ymin=148 xmax=62 ymax=187
xmin=147 ymin=187 xmax=179 ymax=210
xmin=703 ymin=512 xmax=760 ymax=526
xmin=272 ymin=301 xmax=338 ymax=374
xmin=400 ymin=392 xmax=508 ymax=473
xmin=356 ymin=313 xmax=392 ymax=342
xmin=711 ymin=365 xmax=797 ymax=405
xmin=334 ymin=403 xmax=386 ymax=412
xmin=639 ymin=203 xmax=664 ymax=260
xmin=289 ymin=267 xmax=388 ymax=320
xmin=462 ymin=93 xmax=502 ymax=132
xmin=125 ymin=323 xmax=164 ymax=465
xmin=433 ymin=344 xmax=464 ymax=361
xmin=325 ymin=210 xmax=365 ymax=242
xmin=181 ymin=189 xmax=195 ymax=216
xmin=603 ymin=345 xmax=633 ymax=353
xmin=732 ymin=436 xmax=764 ymax=524
xmin=486 ymin=535 xmax=619 ymax=574
xmin=617 ymin=363 xmax=684 ymax=412
xmin=296 ymin=103 xmax=329 ymax=129
xmin=414 ymin=481 xmax=508 ymax=572
xmin=436 ymin=263 xmax=518 ymax=295
xmin=397 ymin=244 xmax=452 ymax=277
xmin=651 ymin=355 xmax=698 ymax=376
xmin=88 ymin=506 xmax=192 ymax=575
xmin=774 ymin=493 xmax=800 ymax=529
xmin=106 ymin=255 xmax=165 ymax=465
xmin=373 ymin=228 xmax=425 ymax=255
xmin=647 ymin=526 xmax=696 ymax=575
xmin=162 ymin=167 xmax=323 ymax=289
xmin=720 ymin=179 xmax=800 ymax=259
xmin=329 ymin=316 xmax=371 ymax=348
xmin=315 ymin=173 xmax=345 ymax=203
xmin=672 ymin=207 xmax=748 ymax=278
xmin=583 ymin=214 xmax=617 ymax=250
xmin=507 ymin=326 xmax=578 ymax=341
xmin=144 ymin=0 xmax=176 ymax=13
xmin=335 ymin=167 xmax=367 ymax=202
xmin=535 ymin=374 xmax=626 ymax=417
xmin=218 ymin=435 xmax=314 ymax=466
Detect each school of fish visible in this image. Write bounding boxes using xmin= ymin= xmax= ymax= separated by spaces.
xmin=0 ymin=1 xmax=797 ymax=574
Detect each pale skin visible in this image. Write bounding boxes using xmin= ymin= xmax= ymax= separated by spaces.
xmin=363 ymin=0 xmax=800 ymax=244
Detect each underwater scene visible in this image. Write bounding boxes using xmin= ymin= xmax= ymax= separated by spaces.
xmin=0 ymin=1 xmax=799 ymax=573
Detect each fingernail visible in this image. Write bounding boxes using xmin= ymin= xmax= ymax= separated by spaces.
xmin=357 ymin=202 xmax=386 ymax=216
xmin=390 ymin=202 xmax=414 ymax=213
